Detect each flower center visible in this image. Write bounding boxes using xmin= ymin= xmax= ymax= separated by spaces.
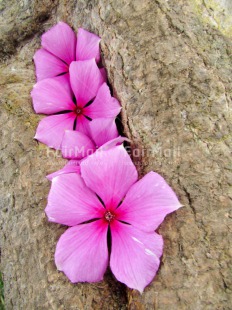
xmin=104 ymin=211 xmax=115 ymax=222
xmin=75 ymin=106 xmax=83 ymax=116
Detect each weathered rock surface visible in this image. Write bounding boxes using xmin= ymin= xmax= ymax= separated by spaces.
xmin=0 ymin=0 xmax=231 ymax=309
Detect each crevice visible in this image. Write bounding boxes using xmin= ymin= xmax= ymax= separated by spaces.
xmin=183 ymin=185 xmax=196 ymax=217
xmin=178 ymin=178 xmax=197 ymax=221
xmin=104 ymin=268 xmax=128 ymax=310
xmin=221 ymin=273 xmax=228 ymax=290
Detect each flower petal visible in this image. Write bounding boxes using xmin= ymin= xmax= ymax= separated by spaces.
xmin=99 ymin=136 xmax=129 ymax=151
xmin=117 ymin=172 xmax=182 ymax=232
xmin=33 ymin=49 xmax=68 ymax=81
xmin=54 ymin=74 xmax=73 ymax=97
xmin=76 ymin=28 xmax=101 ymax=63
xmin=35 ymin=113 xmax=76 ymax=150
xmin=31 ymin=78 xmax=75 ymax=115
xmin=88 ymin=118 xmax=119 ymax=147
xmin=69 ymin=60 xmax=104 ymax=107
xmin=75 ymin=115 xmax=91 ymax=136
xmin=100 ymin=68 xmax=107 ymax=81
xmin=45 ymin=173 xmax=104 ymax=226
xmin=84 ymin=83 xmax=121 ymax=119
xmin=46 ymin=160 xmax=81 ymax=181
xmin=42 ymin=22 xmax=76 ymax=64
xmin=55 ymin=220 xmax=108 ymax=283
xmin=61 ymin=130 xmax=96 ymax=159
xmin=110 ymin=221 xmax=163 ymax=293
xmin=80 ymin=146 xmax=138 ymax=208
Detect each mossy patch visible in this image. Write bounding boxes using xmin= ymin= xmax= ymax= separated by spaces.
xmin=0 ymin=273 xmax=4 ymax=310
xmin=190 ymin=0 xmax=232 ymax=37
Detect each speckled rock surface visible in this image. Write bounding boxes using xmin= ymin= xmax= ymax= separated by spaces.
xmin=0 ymin=0 xmax=231 ymax=309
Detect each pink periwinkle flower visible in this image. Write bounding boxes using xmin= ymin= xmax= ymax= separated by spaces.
xmin=46 ymin=119 xmax=127 ymax=180
xmin=33 ymin=22 xmax=102 ymax=81
xmin=45 ymin=146 xmax=181 ymax=292
xmin=60 ymin=117 xmax=128 ymax=159
xmin=31 ymin=59 xmax=121 ymax=150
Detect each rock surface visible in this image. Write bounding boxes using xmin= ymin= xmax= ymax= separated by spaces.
xmin=0 ymin=0 xmax=231 ymax=309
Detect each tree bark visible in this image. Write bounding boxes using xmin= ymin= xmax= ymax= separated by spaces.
xmin=0 ymin=0 xmax=231 ymax=309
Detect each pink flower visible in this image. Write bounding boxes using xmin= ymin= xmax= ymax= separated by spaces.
xmin=46 ymin=119 xmax=127 ymax=180
xmin=31 ymin=60 xmax=121 ymax=150
xmin=33 ymin=22 xmax=101 ymax=81
xmin=45 ymin=146 xmax=181 ymax=292
xmin=61 ymin=118 xmax=126 ymax=159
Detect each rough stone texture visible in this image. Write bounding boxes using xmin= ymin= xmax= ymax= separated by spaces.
xmin=0 ymin=0 xmax=232 ymax=309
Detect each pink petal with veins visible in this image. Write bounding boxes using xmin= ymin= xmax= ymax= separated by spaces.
xmin=46 ymin=173 xmax=104 ymax=226
xmin=69 ymin=60 xmax=104 ymax=107
xmin=46 ymin=160 xmax=81 ymax=181
xmin=80 ymin=146 xmax=138 ymax=208
xmin=31 ymin=77 xmax=75 ymax=115
xmin=42 ymin=21 xmax=76 ymax=65
xmin=34 ymin=113 xmax=76 ymax=150
xmin=98 ymin=136 xmax=129 ymax=151
xmin=117 ymin=172 xmax=182 ymax=232
xmin=33 ymin=49 xmax=68 ymax=81
xmin=88 ymin=118 xmax=119 ymax=147
xmin=100 ymin=68 xmax=107 ymax=81
xmin=110 ymin=220 xmax=163 ymax=293
xmin=75 ymin=114 xmax=91 ymax=136
xmin=55 ymin=220 xmax=108 ymax=283
xmin=61 ymin=130 xmax=96 ymax=160
xmin=76 ymin=28 xmax=101 ymax=63
xmin=84 ymin=83 xmax=121 ymax=119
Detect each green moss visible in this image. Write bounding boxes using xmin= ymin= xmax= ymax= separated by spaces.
xmin=0 ymin=273 xmax=4 ymax=310
xmin=3 ymin=100 xmax=39 ymax=130
xmin=190 ymin=0 xmax=232 ymax=37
